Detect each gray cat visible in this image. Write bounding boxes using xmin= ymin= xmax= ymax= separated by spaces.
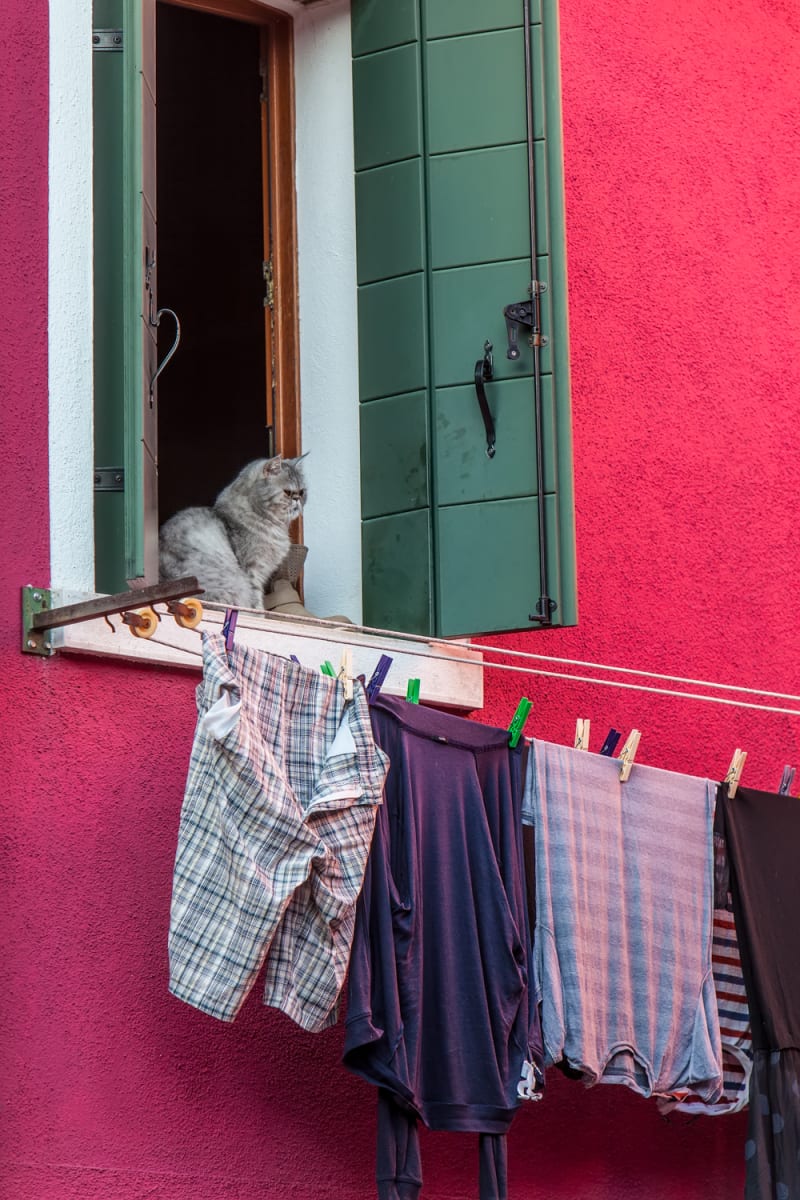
xmin=159 ymin=456 xmax=307 ymax=608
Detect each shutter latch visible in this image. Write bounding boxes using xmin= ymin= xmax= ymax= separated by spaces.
xmin=503 ymin=284 xmax=548 ymax=360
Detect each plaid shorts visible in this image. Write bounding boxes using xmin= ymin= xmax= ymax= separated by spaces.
xmin=168 ymin=633 xmax=388 ymax=1032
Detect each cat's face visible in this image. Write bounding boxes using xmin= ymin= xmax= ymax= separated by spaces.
xmin=260 ymin=455 xmax=307 ymax=522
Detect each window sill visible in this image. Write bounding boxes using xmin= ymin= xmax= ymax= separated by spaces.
xmin=50 ymin=593 xmax=484 ymax=711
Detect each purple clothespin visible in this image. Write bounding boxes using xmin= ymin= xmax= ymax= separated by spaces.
xmin=366 ymin=654 xmax=393 ymax=702
xmin=289 ymin=654 xmax=300 ymax=665
xmin=222 ymin=608 xmax=238 ymax=652
xmin=599 ymin=728 xmax=622 ymax=757
xmin=779 ymin=765 xmax=796 ymax=796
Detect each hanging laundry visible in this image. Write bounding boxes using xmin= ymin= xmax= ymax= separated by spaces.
xmin=523 ymin=740 xmax=723 ymax=1101
xmin=658 ymin=812 xmax=753 ymax=1117
xmin=168 ymin=632 xmax=388 ymax=1032
xmin=343 ymin=694 xmax=542 ymax=1200
xmin=658 ymin=907 xmax=753 ymax=1116
xmin=719 ymin=784 xmax=800 ymax=1200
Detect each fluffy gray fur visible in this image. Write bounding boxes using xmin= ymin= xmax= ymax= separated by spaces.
xmin=158 ymin=456 xmax=307 ymax=608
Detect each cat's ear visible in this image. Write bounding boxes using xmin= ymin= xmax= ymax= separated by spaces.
xmin=263 ymin=456 xmax=284 ymax=476
xmin=286 ymin=452 xmax=309 ymax=466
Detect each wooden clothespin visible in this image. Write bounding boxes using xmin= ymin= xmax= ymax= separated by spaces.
xmin=508 ymin=698 xmax=532 ymax=748
xmin=617 ymin=729 xmax=641 ymax=782
xmin=599 ymin=728 xmax=622 ymax=757
xmin=778 ymin=765 xmax=796 ymax=796
xmin=574 ymin=718 xmax=590 ymax=751
xmin=725 ymin=749 xmax=747 ymax=798
xmin=339 ymin=648 xmax=354 ymax=701
xmin=406 ymin=678 xmax=420 ymax=704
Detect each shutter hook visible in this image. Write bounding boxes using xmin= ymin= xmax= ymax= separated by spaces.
xmin=149 ymin=307 xmax=182 ymax=405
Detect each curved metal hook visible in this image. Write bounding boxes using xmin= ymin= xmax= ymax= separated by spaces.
xmin=149 ymin=307 xmax=181 ymax=401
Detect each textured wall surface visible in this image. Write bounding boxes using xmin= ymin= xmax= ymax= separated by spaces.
xmin=3 ymin=0 xmax=800 ymax=1196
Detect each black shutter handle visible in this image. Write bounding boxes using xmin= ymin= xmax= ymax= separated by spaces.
xmin=474 ymin=340 xmax=496 ymax=459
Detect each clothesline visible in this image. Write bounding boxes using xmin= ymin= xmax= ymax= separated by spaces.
xmin=142 ymin=603 xmax=800 ymax=718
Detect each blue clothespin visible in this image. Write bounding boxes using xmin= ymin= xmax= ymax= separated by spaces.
xmin=599 ymin=728 xmax=622 ymax=757
xmin=508 ymin=698 xmax=532 ymax=748
xmin=289 ymin=654 xmax=300 ymax=665
xmin=222 ymin=608 xmax=238 ymax=652
xmin=406 ymin=678 xmax=420 ymax=704
xmin=320 ymin=661 xmax=336 ymax=677
xmin=779 ymin=765 xmax=796 ymax=796
xmin=366 ymin=654 xmax=393 ymax=702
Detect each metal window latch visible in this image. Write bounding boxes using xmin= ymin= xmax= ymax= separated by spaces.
xmin=503 ymin=285 xmax=548 ymax=360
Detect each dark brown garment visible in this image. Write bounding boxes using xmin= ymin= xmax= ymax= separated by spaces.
xmin=720 ymin=784 xmax=800 ymax=1053
xmin=719 ymin=784 xmax=800 ymax=1199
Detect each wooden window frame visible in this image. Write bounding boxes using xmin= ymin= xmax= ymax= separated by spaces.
xmin=162 ymin=0 xmax=301 ymax=461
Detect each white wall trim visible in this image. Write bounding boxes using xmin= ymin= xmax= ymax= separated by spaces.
xmin=48 ymin=0 xmax=95 ymax=592
xmin=292 ymin=0 xmax=362 ymax=623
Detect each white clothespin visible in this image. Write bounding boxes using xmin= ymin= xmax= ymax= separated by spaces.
xmin=574 ymin=718 xmax=590 ymax=750
xmin=617 ymin=729 xmax=641 ymax=782
xmin=339 ymin=647 xmax=354 ymax=701
xmin=517 ymin=1059 xmax=544 ymax=1102
xmin=725 ymin=748 xmax=747 ymax=798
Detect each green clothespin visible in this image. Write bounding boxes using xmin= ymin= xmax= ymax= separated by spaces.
xmin=406 ymin=678 xmax=420 ymax=704
xmin=508 ymin=697 xmax=532 ymax=747
xmin=320 ymin=661 xmax=336 ymax=677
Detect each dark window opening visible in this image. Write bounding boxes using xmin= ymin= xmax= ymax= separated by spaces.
xmin=155 ymin=2 xmax=270 ymax=522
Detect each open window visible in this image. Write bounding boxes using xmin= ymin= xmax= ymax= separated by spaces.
xmin=92 ymin=0 xmax=577 ymax=643
xmin=93 ymin=0 xmax=298 ymax=593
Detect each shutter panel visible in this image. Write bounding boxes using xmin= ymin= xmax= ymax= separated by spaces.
xmin=93 ymin=0 xmax=157 ymax=591
xmin=93 ymin=0 xmax=127 ymax=591
xmin=353 ymin=0 xmax=577 ymax=637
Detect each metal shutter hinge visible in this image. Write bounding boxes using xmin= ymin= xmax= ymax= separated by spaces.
xmin=94 ymin=468 xmax=125 ymax=492
xmin=92 ymin=29 xmax=123 ymax=51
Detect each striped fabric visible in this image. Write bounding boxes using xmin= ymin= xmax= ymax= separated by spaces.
xmin=168 ymin=633 xmax=388 ymax=1032
xmin=523 ymin=740 xmax=723 ymax=1101
xmin=660 ymin=907 xmax=753 ymax=1115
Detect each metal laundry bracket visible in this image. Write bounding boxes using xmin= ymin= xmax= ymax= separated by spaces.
xmin=21 ymin=577 xmax=202 ymax=657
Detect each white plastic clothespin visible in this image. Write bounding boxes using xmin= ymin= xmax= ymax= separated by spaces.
xmin=339 ymin=648 xmax=354 ymax=701
xmin=574 ymin=718 xmax=590 ymax=751
xmin=617 ymin=729 xmax=641 ymax=782
xmin=725 ymin=748 xmax=747 ymax=798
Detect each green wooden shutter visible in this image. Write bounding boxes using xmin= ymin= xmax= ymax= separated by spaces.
xmin=93 ymin=0 xmax=156 ymax=591
xmin=353 ymin=0 xmax=576 ymax=637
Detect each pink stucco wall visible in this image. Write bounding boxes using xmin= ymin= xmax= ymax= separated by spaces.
xmin=3 ymin=0 xmax=800 ymax=1197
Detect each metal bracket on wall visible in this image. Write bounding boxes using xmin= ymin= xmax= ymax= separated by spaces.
xmin=92 ymin=29 xmax=123 ymax=51
xmin=22 ymin=587 xmax=54 ymax=657
xmin=20 ymin=577 xmax=202 ymax=658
